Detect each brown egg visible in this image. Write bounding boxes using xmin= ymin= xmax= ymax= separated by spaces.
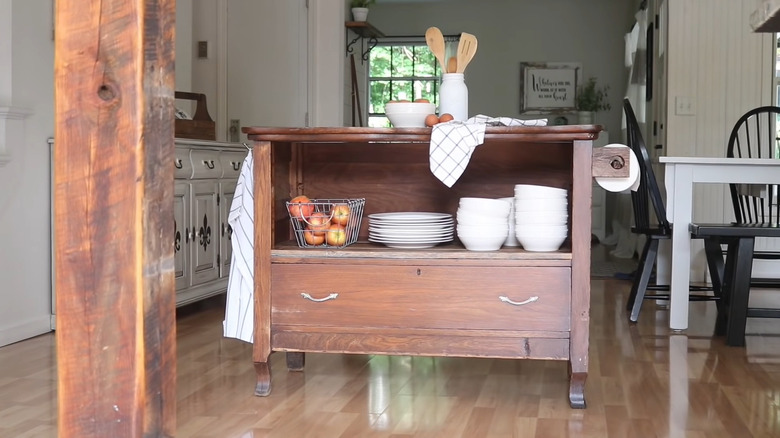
xmin=424 ymin=114 xmax=440 ymax=127
xmin=439 ymin=113 xmax=454 ymax=123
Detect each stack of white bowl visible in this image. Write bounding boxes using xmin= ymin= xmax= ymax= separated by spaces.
xmin=514 ymin=184 xmax=569 ymax=252
xmin=456 ymin=197 xmax=511 ymax=251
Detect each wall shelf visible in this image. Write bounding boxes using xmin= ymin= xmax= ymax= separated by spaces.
xmin=345 ymin=21 xmax=385 ymax=62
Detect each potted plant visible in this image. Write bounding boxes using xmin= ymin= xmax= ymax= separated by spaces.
xmin=575 ymin=77 xmax=611 ymax=124
xmin=350 ymin=0 xmax=375 ymax=22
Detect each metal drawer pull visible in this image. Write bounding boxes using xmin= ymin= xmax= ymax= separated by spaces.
xmin=174 ymin=159 xmax=183 ymax=169
xmin=203 ymin=160 xmax=215 ymax=169
xmin=499 ymin=295 xmax=539 ymax=306
xmin=301 ymin=292 xmax=338 ymax=302
xmin=232 ymin=162 xmax=241 ymax=171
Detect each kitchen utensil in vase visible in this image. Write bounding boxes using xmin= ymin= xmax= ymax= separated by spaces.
xmin=447 ymin=56 xmax=457 ymax=73
xmin=425 ymin=27 xmax=447 ymax=73
xmin=456 ymin=32 xmax=478 ymax=73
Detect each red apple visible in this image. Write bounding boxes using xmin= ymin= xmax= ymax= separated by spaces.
xmin=325 ymin=224 xmax=347 ymax=246
xmin=331 ymin=204 xmax=350 ymax=226
xmin=306 ymin=211 xmax=331 ymax=236
xmin=303 ymin=230 xmax=325 ymax=246
xmin=288 ymin=195 xmax=314 ymax=220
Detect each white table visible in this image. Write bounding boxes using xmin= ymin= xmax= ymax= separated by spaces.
xmin=660 ymin=157 xmax=780 ymax=330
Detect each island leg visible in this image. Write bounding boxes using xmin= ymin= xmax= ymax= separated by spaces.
xmin=286 ymin=352 xmax=305 ymax=371
xmin=568 ymin=370 xmax=587 ymax=409
xmin=254 ymin=359 xmax=272 ymax=396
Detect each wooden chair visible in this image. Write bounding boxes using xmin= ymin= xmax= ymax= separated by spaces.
xmin=623 ymin=98 xmax=723 ymax=323
xmin=691 ymin=106 xmax=780 ymax=346
xmin=726 ymin=106 xmax=780 ymax=288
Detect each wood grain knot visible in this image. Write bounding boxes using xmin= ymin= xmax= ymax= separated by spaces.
xmin=609 ymin=156 xmax=625 ymax=170
xmin=97 ymin=84 xmax=116 ymax=101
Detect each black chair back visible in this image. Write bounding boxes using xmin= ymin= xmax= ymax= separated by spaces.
xmin=726 ymin=106 xmax=780 ymax=225
xmin=623 ymin=98 xmax=671 ymax=235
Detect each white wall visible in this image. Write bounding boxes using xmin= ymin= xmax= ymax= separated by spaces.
xmin=366 ymin=0 xmax=638 ymax=134
xmin=0 ymin=0 xmax=54 ymax=346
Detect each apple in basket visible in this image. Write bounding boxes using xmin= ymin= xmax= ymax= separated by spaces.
xmin=288 ymin=195 xmax=314 ymax=220
xmin=306 ymin=212 xmax=331 ymax=236
xmin=303 ymin=230 xmax=325 ymax=246
xmin=325 ymin=224 xmax=348 ymax=246
xmin=331 ymin=204 xmax=350 ymax=226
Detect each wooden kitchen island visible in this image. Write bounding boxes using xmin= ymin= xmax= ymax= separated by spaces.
xmin=244 ymin=126 xmax=627 ymax=408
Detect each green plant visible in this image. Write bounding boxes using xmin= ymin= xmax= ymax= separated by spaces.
xmin=351 ymin=0 xmax=375 ymax=7
xmin=575 ymin=77 xmax=611 ymax=112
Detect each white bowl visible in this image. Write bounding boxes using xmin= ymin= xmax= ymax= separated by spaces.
xmin=456 ymin=209 xmax=510 ymax=225
xmin=457 ymin=223 xmax=509 ymax=237
xmin=458 ymin=231 xmax=507 ymax=251
xmin=514 ymin=184 xmax=568 ymax=198
xmin=515 ymin=211 xmax=568 ymax=225
xmin=515 ymin=224 xmax=569 ymax=237
xmin=504 ymin=222 xmax=519 ymax=247
xmin=516 ymin=234 xmax=567 ymax=252
xmin=385 ymin=102 xmax=436 ymax=128
xmin=459 ymin=197 xmax=512 ymax=216
xmin=514 ymin=197 xmax=568 ymax=213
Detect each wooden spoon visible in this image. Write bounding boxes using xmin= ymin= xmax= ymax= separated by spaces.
xmin=425 ymin=27 xmax=447 ymax=73
xmin=456 ymin=32 xmax=478 ymax=73
xmin=447 ymin=56 xmax=457 ymax=74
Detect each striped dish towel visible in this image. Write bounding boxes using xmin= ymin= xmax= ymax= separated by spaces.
xmin=429 ymin=115 xmax=547 ymax=188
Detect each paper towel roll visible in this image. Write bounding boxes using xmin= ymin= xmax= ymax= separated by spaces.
xmin=595 ymin=144 xmax=640 ymax=193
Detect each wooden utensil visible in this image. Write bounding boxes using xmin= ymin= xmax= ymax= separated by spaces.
xmin=456 ymin=32 xmax=478 ymax=73
xmin=425 ymin=27 xmax=447 ymax=73
xmin=447 ymin=56 xmax=457 ymax=74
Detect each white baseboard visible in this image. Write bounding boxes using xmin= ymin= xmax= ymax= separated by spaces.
xmin=0 ymin=316 xmax=53 ymax=347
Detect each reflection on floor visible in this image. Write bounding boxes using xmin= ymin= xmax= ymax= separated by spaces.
xmin=2 ymin=247 xmax=779 ymax=437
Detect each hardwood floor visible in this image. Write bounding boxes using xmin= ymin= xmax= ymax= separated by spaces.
xmin=2 ymin=257 xmax=780 ymax=437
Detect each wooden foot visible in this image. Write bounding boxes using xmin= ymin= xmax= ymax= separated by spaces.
xmin=568 ymin=372 xmax=587 ymax=409
xmin=254 ymin=361 xmax=272 ymax=396
xmin=286 ymin=352 xmax=305 ymax=371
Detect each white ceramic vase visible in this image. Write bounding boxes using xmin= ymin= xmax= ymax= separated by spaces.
xmin=352 ymin=7 xmax=369 ymax=21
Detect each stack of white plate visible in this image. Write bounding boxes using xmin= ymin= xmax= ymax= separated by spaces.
xmin=368 ymin=212 xmax=454 ymax=249
xmin=456 ymin=197 xmax=511 ymax=251
xmin=514 ymin=184 xmax=569 ymax=252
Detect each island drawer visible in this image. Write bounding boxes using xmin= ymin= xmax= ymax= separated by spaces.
xmin=271 ymin=264 xmax=571 ymax=332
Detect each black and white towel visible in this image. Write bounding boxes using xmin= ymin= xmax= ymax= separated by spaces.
xmin=429 ymin=115 xmax=547 ymax=188
xmin=223 ymin=149 xmax=255 ymax=343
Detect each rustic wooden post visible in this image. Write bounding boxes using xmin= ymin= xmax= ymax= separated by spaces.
xmin=54 ymin=0 xmax=177 ymax=436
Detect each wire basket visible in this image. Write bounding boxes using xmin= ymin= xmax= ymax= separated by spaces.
xmin=286 ymin=198 xmax=365 ymax=248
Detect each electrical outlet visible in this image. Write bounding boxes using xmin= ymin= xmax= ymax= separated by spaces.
xmin=675 ymin=96 xmax=695 ymax=115
xmin=229 ymin=119 xmax=240 ymax=142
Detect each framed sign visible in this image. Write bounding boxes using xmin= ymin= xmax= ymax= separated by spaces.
xmin=519 ymin=62 xmax=582 ymax=114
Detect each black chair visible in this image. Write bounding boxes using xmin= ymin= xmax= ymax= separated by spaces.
xmin=725 ymin=106 xmax=780 ymax=288
xmin=623 ymin=98 xmax=723 ymax=323
xmin=689 ymin=106 xmax=780 ymax=346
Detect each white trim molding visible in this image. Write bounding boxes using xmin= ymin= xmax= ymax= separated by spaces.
xmin=0 ymin=106 xmax=33 ymax=166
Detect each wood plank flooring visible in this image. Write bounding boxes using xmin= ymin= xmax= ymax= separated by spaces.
xmin=2 ymin=267 xmax=780 ymax=436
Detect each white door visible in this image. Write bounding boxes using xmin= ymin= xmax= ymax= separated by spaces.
xmin=227 ymin=0 xmax=308 ymax=129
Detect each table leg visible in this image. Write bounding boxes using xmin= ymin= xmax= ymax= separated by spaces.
xmin=669 ymin=166 xmax=693 ymax=330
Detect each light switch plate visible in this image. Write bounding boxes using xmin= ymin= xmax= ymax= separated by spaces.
xmin=198 ymin=41 xmax=208 ymax=59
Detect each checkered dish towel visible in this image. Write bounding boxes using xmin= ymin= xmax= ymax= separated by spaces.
xmin=429 ymin=115 xmax=548 ymax=187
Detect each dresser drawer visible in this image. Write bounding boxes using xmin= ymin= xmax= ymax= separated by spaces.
xmin=271 ymin=264 xmax=571 ymax=332
xmin=190 ymin=149 xmax=222 ymax=179
xmin=220 ymin=151 xmax=247 ymax=179
xmin=174 ymin=147 xmax=193 ymax=179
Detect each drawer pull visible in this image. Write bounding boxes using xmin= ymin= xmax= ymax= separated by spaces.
xmin=301 ymin=292 xmax=338 ymax=302
xmin=499 ymin=295 xmax=539 ymax=306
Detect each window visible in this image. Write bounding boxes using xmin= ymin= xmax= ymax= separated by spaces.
xmin=367 ymin=39 xmax=440 ymax=127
